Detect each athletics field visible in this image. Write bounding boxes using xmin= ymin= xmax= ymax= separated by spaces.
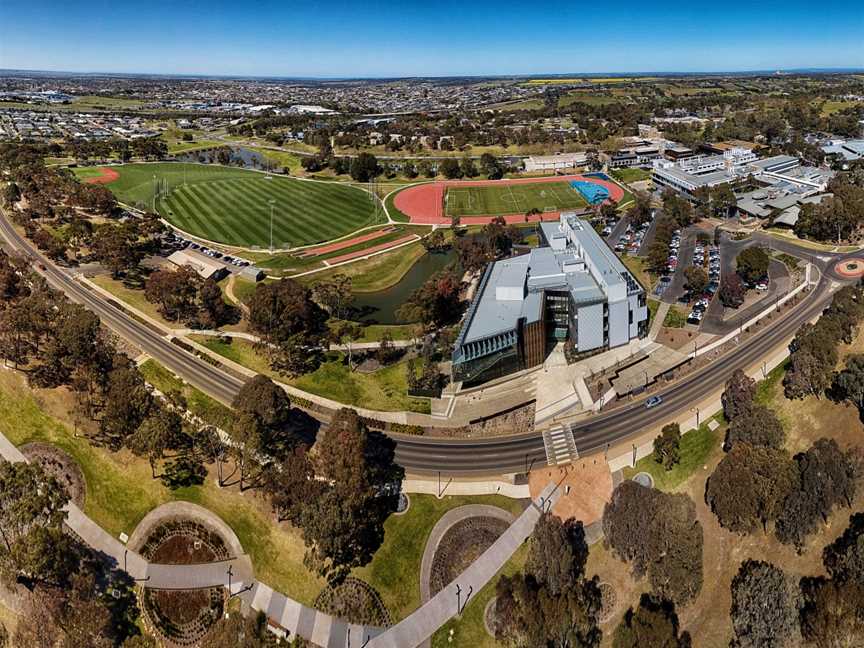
xmin=76 ymin=163 xmax=383 ymax=249
xmin=445 ymin=181 xmax=587 ymax=217
xmin=391 ymin=174 xmax=625 ymax=225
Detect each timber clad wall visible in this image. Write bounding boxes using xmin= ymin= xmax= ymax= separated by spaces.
xmin=522 ymin=295 xmax=546 ymax=368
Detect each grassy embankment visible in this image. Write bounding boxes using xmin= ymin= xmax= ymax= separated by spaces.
xmin=0 ymin=367 xmax=522 ymax=622
xmin=190 ymin=336 xmax=430 ymax=414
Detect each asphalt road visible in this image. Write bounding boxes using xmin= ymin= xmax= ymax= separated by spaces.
xmin=0 ymin=208 xmax=848 ymax=475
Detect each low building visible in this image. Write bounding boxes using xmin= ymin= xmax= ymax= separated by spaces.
xmin=652 ymin=148 xmax=758 ymax=197
xmin=240 ymin=265 xmax=266 ymax=282
xmin=821 ymin=139 xmax=864 ymax=162
xmin=736 ymin=188 xmax=833 ymax=227
xmin=701 ymin=140 xmax=760 ymax=155
xmin=524 ymin=152 xmax=588 ymax=173
xmin=609 ymin=145 xmax=660 ymax=168
xmin=663 ymin=144 xmax=696 ymax=161
xmin=451 ymin=213 xmax=648 ymax=386
xmin=167 ymin=250 xmax=229 ymax=281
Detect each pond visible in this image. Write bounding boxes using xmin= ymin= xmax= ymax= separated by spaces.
xmin=351 ymin=249 xmax=456 ymax=325
xmin=174 ymin=146 xmax=276 ymax=171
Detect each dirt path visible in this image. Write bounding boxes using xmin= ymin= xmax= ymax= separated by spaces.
xmin=224 ymin=275 xmax=249 ymax=316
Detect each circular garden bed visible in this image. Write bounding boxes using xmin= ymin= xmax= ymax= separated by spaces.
xmin=430 ymin=516 xmax=510 ymax=597
xmin=21 ymin=443 xmax=86 ymax=508
xmin=314 ymin=577 xmax=391 ymax=627
xmin=139 ymin=519 xmax=231 ymax=646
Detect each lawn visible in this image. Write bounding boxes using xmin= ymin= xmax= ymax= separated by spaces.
xmin=190 ymin=336 xmax=431 ymax=413
xmin=621 ymin=255 xmax=652 ymax=292
xmin=431 ymin=543 xmax=529 ymax=647
xmin=328 ymin=320 xmax=417 ymax=343
xmin=623 ymin=419 xmax=722 ymax=491
xmin=356 ymin=494 xmax=526 ymax=623
xmin=74 ymin=163 xmax=384 ymax=248
xmin=663 ymin=305 xmax=687 ymax=328
xmin=90 ymin=274 xmax=176 ymax=329
xmin=610 ymin=167 xmax=652 ymax=184
xmin=138 ymin=360 xmax=235 ymax=430
xmin=445 ymin=181 xmax=587 ymax=217
xmin=165 ymin=138 xmax=225 ymax=154
xmin=0 ymin=368 xmax=325 ymax=604
xmin=0 ymin=367 xmax=528 ymax=623
xmin=300 ymin=241 xmax=428 ymax=292
xmin=647 ymin=298 xmax=660 ymax=329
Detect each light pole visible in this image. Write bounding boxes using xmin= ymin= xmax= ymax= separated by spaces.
xmin=268 ymin=199 xmax=275 ymax=253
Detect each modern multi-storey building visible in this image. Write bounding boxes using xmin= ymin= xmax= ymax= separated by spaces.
xmin=451 ymin=213 xmax=648 ymax=386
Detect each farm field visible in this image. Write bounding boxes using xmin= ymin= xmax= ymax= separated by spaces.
xmin=445 ymin=181 xmax=587 ymax=217
xmin=74 ymin=163 xmax=384 ymax=248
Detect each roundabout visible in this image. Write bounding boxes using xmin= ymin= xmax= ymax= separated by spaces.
xmin=833 ymin=258 xmax=864 ymax=279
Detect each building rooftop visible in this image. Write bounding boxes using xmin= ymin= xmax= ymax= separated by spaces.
xmin=459 ymin=215 xmax=635 ymax=347
xmin=749 ymin=155 xmax=799 ymax=171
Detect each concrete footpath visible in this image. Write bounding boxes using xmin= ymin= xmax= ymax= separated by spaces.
xmin=368 ymin=482 xmax=561 ymax=648
xmin=607 ymin=331 xmax=797 ymax=473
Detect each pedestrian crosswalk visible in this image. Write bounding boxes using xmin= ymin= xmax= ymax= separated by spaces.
xmin=542 ymin=424 xmax=578 ymax=466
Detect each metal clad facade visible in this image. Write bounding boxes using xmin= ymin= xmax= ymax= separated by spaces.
xmin=608 ymin=300 xmax=629 ymax=347
xmin=577 ymin=302 xmax=604 ymax=351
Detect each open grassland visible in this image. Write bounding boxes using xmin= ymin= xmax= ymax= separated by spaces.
xmin=74 ymin=163 xmax=383 ymax=248
xmin=0 ymin=95 xmax=147 ymax=112
xmin=445 ymin=181 xmax=586 ymax=217
xmin=819 ymin=99 xmax=861 ymax=116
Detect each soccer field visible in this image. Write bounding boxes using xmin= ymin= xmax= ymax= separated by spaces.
xmin=444 ymin=181 xmax=588 ymax=217
xmin=75 ymin=163 xmax=382 ymax=249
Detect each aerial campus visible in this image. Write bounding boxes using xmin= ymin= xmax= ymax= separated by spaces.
xmin=0 ymin=4 xmax=864 ymax=648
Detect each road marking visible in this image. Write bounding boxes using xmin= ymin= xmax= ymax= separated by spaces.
xmin=542 ymin=424 xmax=579 ymax=466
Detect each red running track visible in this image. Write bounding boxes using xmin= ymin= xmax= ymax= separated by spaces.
xmin=298 ymin=227 xmax=395 ymax=257
xmin=83 ymin=167 xmax=120 ymax=185
xmin=326 ymin=234 xmax=417 ymax=265
xmin=393 ymin=175 xmax=625 ymax=225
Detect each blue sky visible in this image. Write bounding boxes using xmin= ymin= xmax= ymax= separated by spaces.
xmin=1 ymin=0 xmax=862 ymax=77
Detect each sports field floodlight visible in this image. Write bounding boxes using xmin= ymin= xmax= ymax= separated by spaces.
xmin=268 ymin=199 xmax=275 ymax=253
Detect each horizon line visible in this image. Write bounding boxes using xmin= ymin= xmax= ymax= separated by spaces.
xmin=2 ymin=66 xmax=863 ymax=83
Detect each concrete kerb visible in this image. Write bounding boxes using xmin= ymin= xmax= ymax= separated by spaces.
xmin=368 ymin=481 xmax=561 ymax=648
xmin=126 ymin=500 xmax=246 ymax=559
xmin=419 ymin=505 xmax=517 ymax=605
xmin=606 ymin=328 xmax=799 ymax=473
xmin=403 ymin=478 xmax=530 ymax=499
xmin=690 ymin=263 xmax=814 ymax=360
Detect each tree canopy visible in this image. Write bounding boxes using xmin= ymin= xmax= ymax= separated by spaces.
xmin=603 ymin=481 xmax=703 ymax=604
xmin=613 ymin=594 xmax=691 ymax=648
xmin=729 ymin=560 xmax=801 ymax=648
